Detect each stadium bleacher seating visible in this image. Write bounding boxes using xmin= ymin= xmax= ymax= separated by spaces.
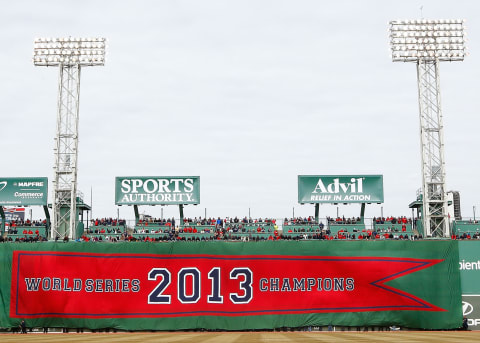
xmin=451 ymin=220 xmax=480 ymax=239
xmin=0 ymin=215 xmax=428 ymax=243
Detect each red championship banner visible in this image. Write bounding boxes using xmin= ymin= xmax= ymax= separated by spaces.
xmin=10 ymin=251 xmax=445 ymax=318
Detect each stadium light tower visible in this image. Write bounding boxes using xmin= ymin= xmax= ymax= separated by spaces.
xmin=389 ymin=20 xmax=466 ymax=237
xmin=33 ymin=37 xmax=106 ymax=240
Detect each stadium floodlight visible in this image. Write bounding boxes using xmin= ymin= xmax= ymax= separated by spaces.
xmin=33 ymin=36 xmax=106 ymax=240
xmin=390 ymin=20 xmax=466 ymax=62
xmin=389 ymin=20 xmax=466 ymax=238
xmin=33 ymin=37 xmax=106 ymax=66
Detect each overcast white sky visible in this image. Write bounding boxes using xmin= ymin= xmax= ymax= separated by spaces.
xmin=1 ymin=0 xmax=479 ymax=222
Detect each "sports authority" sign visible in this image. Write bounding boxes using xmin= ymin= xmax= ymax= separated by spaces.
xmin=115 ymin=176 xmax=200 ymax=205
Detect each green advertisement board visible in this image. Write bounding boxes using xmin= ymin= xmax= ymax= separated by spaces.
xmin=0 ymin=177 xmax=48 ymax=206
xmin=0 ymin=241 xmax=461 ymax=331
xmin=458 ymin=241 xmax=480 ymax=330
xmin=298 ymin=175 xmax=384 ymax=204
xmin=115 ymin=176 xmax=200 ymax=205
xmin=458 ymin=241 xmax=480 ymax=295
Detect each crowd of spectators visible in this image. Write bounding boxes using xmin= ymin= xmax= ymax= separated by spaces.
xmin=373 ymin=216 xmax=412 ymax=224
xmin=137 ymin=217 xmax=176 ymax=226
xmin=8 ymin=214 xmax=480 ymax=243
xmin=112 ymin=229 xmax=421 ymax=243
xmin=283 ymin=217 xmax=317 ymax=225
xmin=182 ymin=216 xmax=276 ymax=227
xmin=375 ymin=225 xmax=410 ymax=233
xmin=283 ymin=231 xmax=419 ymax=241
xmin=327 ymin=216 xmax=362 ymax=225
xmin=80 ymin=232 xmax=129 ymax=243
xmin=452 ymin=232 xmax=480 ymax=240
xmin=284 ymin=226 xmax=323 ymax=233
xmin=77 ymin=217 xmax=421 ymax=242
xmin=86 ymin=227 xmax=124 ymax=235
xmin=283 ymin=224 xmax=419 ymax=240
xmin=133 ymin=226 xmax=175 ymax=234
xmin=125 ymin=217 xmax=279 ymax=242
xmin=134 ymin=216 xmax=277 ymax=229
xmin=0 ymin=234 xmax=48 ymax=243
xmin=91 ymin=218 xmax=126 ymax=227
xmin=1 ymin=219 xmax=48 ymax=240
xmin=5 ymin=219 xmax=47 ymax=227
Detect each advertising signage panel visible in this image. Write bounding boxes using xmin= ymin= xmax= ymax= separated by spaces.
xmin=115 ymin=176 xmax=200 ymax=205
xmin=459 ymin=241 xmax=480 ymax=330
xmin=298 ymin=175 xmax=384 ymax=204
xmin=0 ymin=208 xmax=25 ymax=223
xmin=458 ymin=241 xmax=480 ymax=295
xmin=0 ymin=177 xmax=48 ymax=206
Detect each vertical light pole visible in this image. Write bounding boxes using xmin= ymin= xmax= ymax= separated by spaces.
xmin=474 ymin=206 xmax=476 ymax=222
xmin=33 ymin=37 xmax=106 ymax=240
xmin=389 ymin=20 xmax=466 ymax=237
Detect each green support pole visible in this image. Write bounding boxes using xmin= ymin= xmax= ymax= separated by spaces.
xmin=179 ymin=204 xmax=184 ymax=228
xmin=0 ymin=207 xmax=5 ymax=234
xmin=134 ymin=205 xmax=139 ymax=225
xmin=43 ymin=205 xmax=50 ymax=239
xmin=314 ymin=203 xmax=319 ymax=224
xmin=360 ymin=203 xmax=366 ymax=224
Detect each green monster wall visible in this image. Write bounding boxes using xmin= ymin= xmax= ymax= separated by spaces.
xmin=0 ymin=240 xmax=462 ymax=330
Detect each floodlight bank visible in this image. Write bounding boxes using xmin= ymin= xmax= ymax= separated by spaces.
xmin=389 ymin=20 xmax=466 ymax=62
xmin=33 ymin=37 xmax=106 ymax=66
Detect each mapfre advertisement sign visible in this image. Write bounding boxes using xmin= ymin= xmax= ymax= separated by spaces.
xmin=0 ymin=177 xmax=48 ymax=206
xmin=115 ymin=176 xmax=200 ymax=205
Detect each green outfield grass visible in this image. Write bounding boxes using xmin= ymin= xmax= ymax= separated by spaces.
xmin=1 ymin=331 xmax=480 ymax=343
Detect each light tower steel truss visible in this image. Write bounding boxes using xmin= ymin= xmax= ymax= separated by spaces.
xmin=52 ymin=65 xmax=81 ymax=240
xmin=33 ymin=37 xmax=106 ymax=239
xmin=416 ymin=61 xmax=449 ymax=237
xmin=389 ymin=19 xmax=466 ymax=237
